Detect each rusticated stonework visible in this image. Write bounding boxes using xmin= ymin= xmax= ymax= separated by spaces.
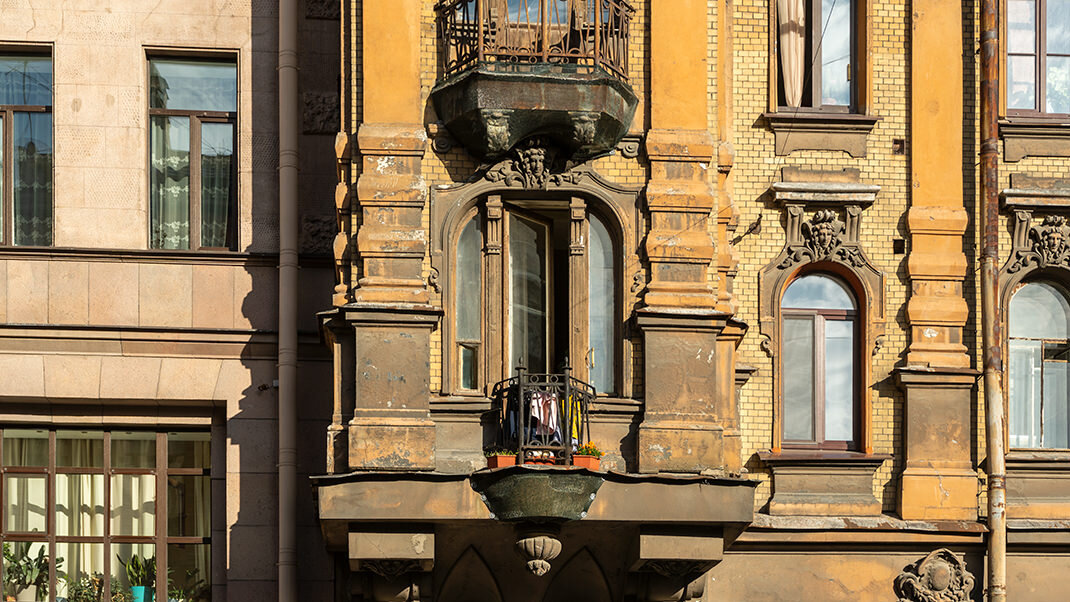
xmin=893 ymin=549 xmax=974 ymax=602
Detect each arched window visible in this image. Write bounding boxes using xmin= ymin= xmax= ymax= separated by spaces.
xmin=450 ymin=198 xmax=619 ymax=395
xmin=780 ymin=273 xmax=859 ymax=449
xmin=1009 ymin=281 xmax=1070 ymax=449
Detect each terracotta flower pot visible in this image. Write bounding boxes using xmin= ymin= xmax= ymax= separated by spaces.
xmin=572 ymin=454 xmax=600 ymax=470
xmin=487 ymin=454 xmax=517 ymax=468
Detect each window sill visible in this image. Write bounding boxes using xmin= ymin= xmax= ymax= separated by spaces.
xmin=762 ymin=112 xmax=880 ymax=158
xmin=1004 ymin=451 xmax=1070 ymax=520
xmin=1000 ymin=117 xmax=1070 ymax=162
xmin=758 ymin=450 xmax=891 ymax=516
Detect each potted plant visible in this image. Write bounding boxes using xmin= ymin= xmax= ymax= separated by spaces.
xmin=4 ymin=542 xmax=60 ymax=602
xmin=484 ymin=449 xmax=517 ymax=469
xmin=572 ymin=441 xmax=603 ymax=470
xmin=117 ymin=555 xmax=155 ymax=602
xmin=167 ymin=568 xmax=208 ymax=602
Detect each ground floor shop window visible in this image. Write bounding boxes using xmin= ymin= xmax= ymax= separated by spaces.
xmin=0 ymin=429 xmax=210 ymax=602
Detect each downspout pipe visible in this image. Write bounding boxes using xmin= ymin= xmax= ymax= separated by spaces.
xmin=979 ymin=0 xmax=1006 ymax=599
xmin=278 ymin=0 xmax=299 ymax=600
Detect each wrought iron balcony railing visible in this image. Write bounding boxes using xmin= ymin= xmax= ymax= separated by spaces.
xmin=492 ymin=365 xmax=594 ymax=465
xmin=436 ymin=0 xmax=634 ymax=82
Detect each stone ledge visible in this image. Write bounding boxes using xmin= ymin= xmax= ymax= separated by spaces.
xmin=758 ymin=450 xmax=891 ymax=517
xmin=1000 ymin=118 xmax=1070 ymax=162
xmin=762 ymin=112 xmax=880 ymax=157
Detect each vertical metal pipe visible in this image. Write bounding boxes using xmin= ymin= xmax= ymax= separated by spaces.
xmin=979 ymin=0 xmax=1006 ymax=598
xmin=278 ymin=0 xmax=299 ymax=598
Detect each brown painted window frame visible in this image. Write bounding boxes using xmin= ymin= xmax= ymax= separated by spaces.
xmin=771 ymin=0 xmax=860 ymax=114
xmin=1005 ymin=0 xmax=1070 ymax=118
xmin=779 ymin=283 xmax=863 ymax=451
xmin=147 ymin=53 xmax=239 ymax=252
xmin=446 ymin=195 xmax=624 ymax=397
xmin=0 ymin=51 xmax=53 ymax=248
xmin=0 ymin=429 xmax=211 ymax=602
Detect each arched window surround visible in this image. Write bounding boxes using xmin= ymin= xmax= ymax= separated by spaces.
xmin=430 ymin=167 xmax=642 ymax=399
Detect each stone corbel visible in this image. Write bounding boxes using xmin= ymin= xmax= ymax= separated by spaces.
xmin=628 ymin=529 xmax=720 ymax=601
xmin=349 ymin=530 xmax=435 ymax=597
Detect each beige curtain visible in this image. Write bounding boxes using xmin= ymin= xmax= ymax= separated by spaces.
xmin=777 ymin=0 xmax=806 ymax=107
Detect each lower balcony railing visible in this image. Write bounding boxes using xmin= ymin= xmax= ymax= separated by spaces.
xmin=491 ymin=364 xmax=594 ymax=465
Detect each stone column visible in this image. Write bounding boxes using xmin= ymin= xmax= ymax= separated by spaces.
xmin=346 ymin=0 xmax=439 ymax=470
xmin=637 ymin=0 xmax=734 ymax=474
xmin=898 ymin=0 xmax=977 ymax=519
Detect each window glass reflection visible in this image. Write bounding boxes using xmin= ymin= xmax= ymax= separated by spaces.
xmin=782 ymin=274 xmax=855 ymax=310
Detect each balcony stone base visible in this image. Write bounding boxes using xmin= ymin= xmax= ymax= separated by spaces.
xmin=430 ymin=63 xmax=638 ymax=160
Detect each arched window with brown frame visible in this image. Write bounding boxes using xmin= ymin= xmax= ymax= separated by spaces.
xmin=779 ymin=272 xmax=860 ymax=449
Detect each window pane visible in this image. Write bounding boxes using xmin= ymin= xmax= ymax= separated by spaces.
xmin=111 ymin=543 xmax=156 ymax=598
xmin=1008 ymin=0 xmax=1037 ymax=53
xmin=1046 ymin=56 xmax=1070 ymax=114
xmin=150 ymin=59 xmax=237 ymax=112
xmin=509 ymin=214 xmax=548 ymax=374
xmin=783 ymin=316 xmax=815 ymax=441
xmin=13 ymin=111 xmax=53 ymax=246
xmin=782 ymin=274 xmax=855 ymax=310
xmin=1 ymin=541 xmax=49 ymax=600
xmin=4 ymin=474 xmax=46 ymax=532
xmin=57 ymin=430 xmax=104 ymax=468
xmin=168 ymin=544 xmax=211 ymax=602
xmin=111 ymin=432 xmax=156 ymax=469
xmin=1008 ymin=54 xmax=1037 ymax=110
xmin=820 ymin=0 xmax=852 ymax=106
xmin=168 ymin=432 xmax=211 ymax=469
xmin=200 ymin=122 xmax=235 ymax=249
xmin=168 ymin=475 xmax=211 ymax=537
xmin=2 ymin=428 xmax=48 ymax=466
xmin=824 ymin=319 xmax=855 ymax=441
xmin=150 ymin=115 xmax=191 ymax=249
xmin=460 ymin=345 xmax=478 ymax=390
xmin=0 ymin=55 xmax=51 ymax=106
xmin=1048 ymin=0 xmax=1070 ymax=54
xmin=1010 ymin=282 xmax=1070 ymax=338
xmin=56 ymin=541 xmax=105 ymax=602
xmin=56 ymin=473 xmax=105 ymax=537
xmin=110 ymin=474 xmax=156 ymax=536
xmin=1043 ymin=343 xmax=1070 ymax=448
xmin=456 ymin=216 xmax=482 ymax=342
xmin=1009 ymin=339 xmax=1043 ymax=448
xmin=588 ymin=212 xmax=617 ymax=394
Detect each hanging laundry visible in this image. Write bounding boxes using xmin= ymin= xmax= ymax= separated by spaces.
xmin=529 ymin=390 xmax=560 ymax=438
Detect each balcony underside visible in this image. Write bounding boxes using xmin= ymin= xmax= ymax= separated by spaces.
xmin=430 ymin=63 xmax=638 ymax=160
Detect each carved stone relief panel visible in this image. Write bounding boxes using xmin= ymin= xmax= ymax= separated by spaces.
xmin=305 ymin=0 xmax=340 ymax=19
xmin=302 ymin=91 xmax=340 ymax=135
xmin=998 ymin=175 xmax=1070 ymax=304
xmin=893 ymin=548 xmax=974 ymax=602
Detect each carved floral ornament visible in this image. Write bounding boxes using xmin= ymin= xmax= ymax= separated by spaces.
xmin=894 ymin=548 xmax=975 ymax=602
xmin=1006 ymin=212 xmax=1070 ymax=273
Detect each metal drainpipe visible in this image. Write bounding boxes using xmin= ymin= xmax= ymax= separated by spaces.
xmin=278 ymin=0 xmax=299 ymax=599
xmin=979 ymin=0 xmax=1006 ymax=599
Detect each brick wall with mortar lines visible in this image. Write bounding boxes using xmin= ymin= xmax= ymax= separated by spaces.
xmin=732 ymin=0 xmax=912 ymax=511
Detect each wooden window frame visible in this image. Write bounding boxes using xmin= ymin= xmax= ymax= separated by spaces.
xmin=0 ymin=429 xmax=212 ymax=602
xmin=0 ymin=52 xmax=53 ymax=248
xmin=445 ymin=195 xmax=623 ymax=397
xmin=1005 ymin=0 xmax=1070 ymax=118
xmin=147 ymin=56 xmax=239 ymax=252
xmin=769 ymin=0 xmax=870 ymax=115
xmin=779 ymin=283 xmax=862 ymax=451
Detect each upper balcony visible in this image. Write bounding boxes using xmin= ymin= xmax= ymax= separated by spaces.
xmin=431 ymin=0 xmax=638 ymax=161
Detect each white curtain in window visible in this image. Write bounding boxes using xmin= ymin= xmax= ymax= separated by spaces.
xmin=150 ymin=115 xmax=191 ymax=249
xmin=55 ymin=440 xmax=106 ymax=584
xmin=778 ymin=0 xmax=806 ymax=107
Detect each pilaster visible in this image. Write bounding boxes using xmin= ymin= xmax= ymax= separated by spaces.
xmin=643 ymin=0 xmax=717 ymax=310
xmin=905 ymin=0 xmax=969 ymax=368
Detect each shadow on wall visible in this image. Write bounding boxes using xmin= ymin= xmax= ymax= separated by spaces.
xmin=226 ymin=0 xmax=339 ymax=600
